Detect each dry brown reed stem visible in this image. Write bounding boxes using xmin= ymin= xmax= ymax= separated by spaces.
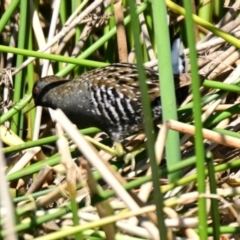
xmin=26 ymin=165 xmax=53 ymax=194
xmin=55 ymin=28 xmax=76 ymax=55
xmin=71 ymin=24 xmax=93 ymax=57
xmin=35 ymin=182 xmax=67 ymax=207
xmin=199 ymin=0 xmax=240 ymax=43
xmin=208 ymin=50 xmax=240 ymax=79
xmin=34 ymin=182 xmax=88 ymax=210
xmin=167 ymin=119 xmax=240 ymax=149
xmin=201 ymin=104 xmax=233 ymax=111
xmin=196 ymin=51 xmax=224 ymax=69
xmin=217 ymin=0 xmax=240 ymax=27
xmin=5 ymin=147 xmax=41 ymax=175
xmin=190 ymin=0 xmax=200 ymax=42
xmin=215 ymin=118 xmax=230 ymax=129
xmin=201 ymin=93 xmax=228 ymax=123
xmin=164 ymin=207 xmax=199 ymax=239
xmin=219 ymin=18 xmax=240 ymax=35
xmin=56 ymin=0 xmax=88 ymax=55
xmin=184 ymin=228 xmax=200 ymax=240
xmin=114 ymin=0 xmax=128 ymax=62
xmin=199 ymin=46 xmax=236 ymax=76
xmin=124 ymin=133 xmax=146 ymax=152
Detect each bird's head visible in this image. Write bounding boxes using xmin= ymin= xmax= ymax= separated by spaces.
xmin=32 ymin=76 xmax=69 ymax=107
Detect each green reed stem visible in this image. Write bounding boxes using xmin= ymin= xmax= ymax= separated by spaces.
xmin=12 ymin=0 xmax=28 ymax=134
xmin=0 ymin=0 xmax=20 ymax=33
xmin=206 ymin=151 xmax=220 ymax=239
xmin=152 ymin=0 xmax=181 ymax=183
xmin=128 ymin=2 xmax=166 ymax=239
xmin=183 ymin=0 xmax=207 ymax=238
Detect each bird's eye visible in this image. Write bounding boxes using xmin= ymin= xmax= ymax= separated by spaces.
xmin=33 ymin=86 xmax=38 ymax=95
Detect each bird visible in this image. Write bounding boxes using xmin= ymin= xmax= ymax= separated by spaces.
xmin=32 ymin=63 xmax=192 ymax=143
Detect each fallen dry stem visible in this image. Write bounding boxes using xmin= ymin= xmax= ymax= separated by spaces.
xmin=26 ymin=165 xmax=52 ymax=194
xmin=167 ymin=119 xmax=240 ymax=149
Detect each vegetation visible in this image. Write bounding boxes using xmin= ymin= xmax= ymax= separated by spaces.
xmin=1 ymin=0 xmax=240 ymax=239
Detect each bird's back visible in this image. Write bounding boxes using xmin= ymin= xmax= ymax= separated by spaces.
xmin=67 ymin=63 xmax=191 ymax=141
